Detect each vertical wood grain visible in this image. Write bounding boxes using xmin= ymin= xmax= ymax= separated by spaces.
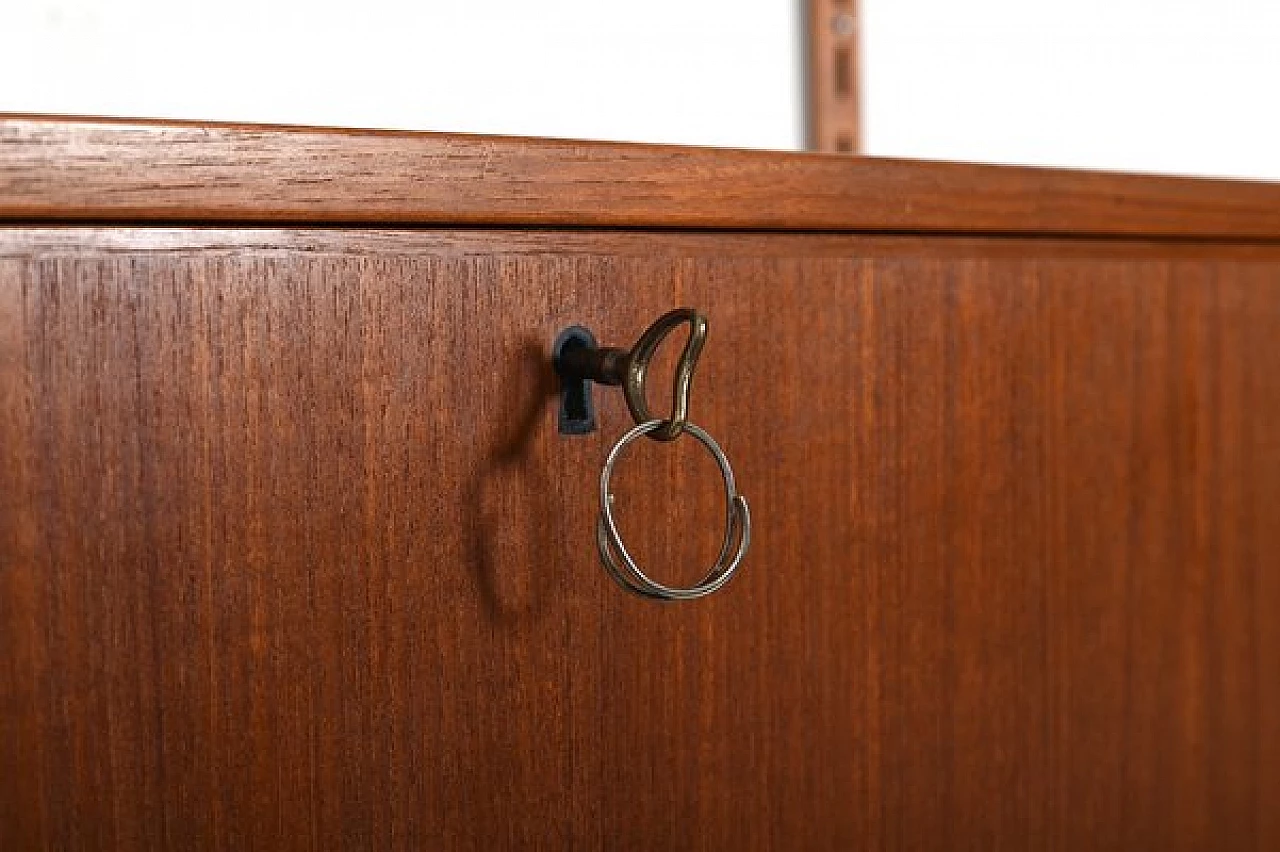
xmin=1 ymin=230 xmax=1277 ymax=850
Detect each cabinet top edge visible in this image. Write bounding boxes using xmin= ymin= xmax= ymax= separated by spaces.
xmin=3 ymin=114 xmax=1279 ymax=240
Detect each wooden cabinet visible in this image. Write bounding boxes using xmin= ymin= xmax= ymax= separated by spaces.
xmin=2 ymin=118 xmax=1278 ymax=850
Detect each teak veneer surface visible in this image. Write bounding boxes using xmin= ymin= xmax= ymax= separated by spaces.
xmin=2 ymin=228 xmax=1277 ymax=850
xmin=2 ymin=115 xmax=1280 ymax=238
xmin=3 ymin=118 xmax=1278 ymax=850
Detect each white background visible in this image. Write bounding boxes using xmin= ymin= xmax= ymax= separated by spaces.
xmin=862 ymin=0 xmax=1280 ymax=179
xmin=2 ymin=0 xmax=1278 ymax=179
xmin=0 ymin=0 xmax=804 ymax=150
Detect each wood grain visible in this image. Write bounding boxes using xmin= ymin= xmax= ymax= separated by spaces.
xmin=4 ymin=116 xmax=1280 ymax=239
xmin=2 ymin=228 xmax=1277 ymax=850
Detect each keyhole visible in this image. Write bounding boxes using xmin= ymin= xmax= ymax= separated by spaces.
xmin=553 ymin=326 xmax=599 ymax=435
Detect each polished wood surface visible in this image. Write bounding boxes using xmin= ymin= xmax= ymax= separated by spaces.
xmin=2 ymin=228 xmax=1277 ymax=850
xmin=4 ymin=116 xmax=1280 ymax=238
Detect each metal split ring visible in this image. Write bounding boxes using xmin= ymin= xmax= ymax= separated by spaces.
xmin=596 ymin=420 xmax=751 ymax=601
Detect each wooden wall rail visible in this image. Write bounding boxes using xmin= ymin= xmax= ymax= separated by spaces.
xmin=807 ymin=0 xmax=861 ymax=153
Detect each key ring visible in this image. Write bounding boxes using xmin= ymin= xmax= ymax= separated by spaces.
xmin=596 ymin=420 xmax=751 ymax=600
xmin=554 ymin=309 xmax=752 ymax=601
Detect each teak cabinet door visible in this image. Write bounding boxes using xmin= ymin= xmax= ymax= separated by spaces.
xmin=2 ymin=228 xmax=1278 ymax=851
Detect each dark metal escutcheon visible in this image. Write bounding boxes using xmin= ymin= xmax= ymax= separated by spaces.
xmin=554 ymin=308 xmax=708 ymax=441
